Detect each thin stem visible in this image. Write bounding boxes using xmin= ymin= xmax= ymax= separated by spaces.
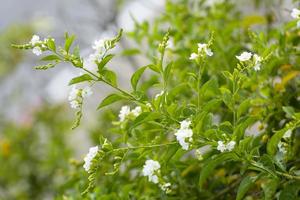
xmin=276 ymin=171 xmax=300 ymax=181
xmin=196 ymin=59 xmax=205 ymax=113
xmin=51 ymin=48 xmax=144 ymax=105
xmin=114 ymin=142 xmax=177 ymax=152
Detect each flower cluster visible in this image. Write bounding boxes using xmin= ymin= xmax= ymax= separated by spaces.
xmin=142 ymin=160 xmax=172 ymax=193
xmin=142 ymin=159 xmax=161 ymax=183
xmin=83 ymin=37 xmax=110 ymax=72
xmin=83 ymin=146 xmax=99 ymax=172
xmin=236 ymin=51 xmax=262 ymax=71
xmin=174 ymin=120 xmax=193 ymax=150
xmin=291 ymin=8 xmax=300 ymax=28
xmin=118 ymin=105 xmax=142 ymax=122
xmin=217 ymin=140 xmax=236 ymax=152
xmin=190 ymin=43 xmax=213 ymax=60
xmin=68 ymin=86 xmax=93 ymax=109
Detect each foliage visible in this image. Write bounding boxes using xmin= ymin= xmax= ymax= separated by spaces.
xmin=0 ymin=104 xmax=72 ymax=199
xmin=11 ymin=0 xmax=300 ymax=199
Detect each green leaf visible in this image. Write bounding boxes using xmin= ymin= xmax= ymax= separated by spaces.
xmin=40 ymin=55 xmax=61 ymax=61
xmin=65 ymin=34 xmax=75 ymax=53
xmin=47 ymin=39 xmax=56 ymax=51
xmin=279 ymin=181 xmax=300 ymax=200
xmin=199 ymin=152 xmax=235 ymax=189
xmin=200 ymin=78 xmax=219 ymax=99
xmin=102 ymin=69 xmax=117 ymax=87
xmin=237 ymin=99 xmax=251 ymax=118
xmin=148 ymin=64 xmax=160 ymax=73
xmin=163 ymin=62 xmax=173 ymax=83
xmin=236 ymin=175 xmax=259 ymax=200
xmin=130 ymin=112 xmax=161 ymax=129
xmin=282 ymin=106 xmax=295 ymax=119
xmin=131 ymin=65 xmax=148 ymax=90
xmin=97 ymin=93 xmax=125 ymax=109
xmin=68 ymin=74 xmax=94 ymax=85
xmin=121 ymin=48 xmax=140 ymax=56
xmin=202 ymin=99 xmax=222 ymax=112
xmin=97 ymin=54 xmax=114 ymax=72
xmin=220 ymin=87 xmax=233 ymax=110
xmin=261 ymin=178 xmax=279 ymax=200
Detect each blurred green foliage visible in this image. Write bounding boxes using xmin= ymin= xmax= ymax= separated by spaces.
xmin=0 ymin=24 xmax=33 ymax=78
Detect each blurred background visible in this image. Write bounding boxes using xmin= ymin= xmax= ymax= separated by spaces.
xmin=0 ymin=0 xmax=296 ymax=199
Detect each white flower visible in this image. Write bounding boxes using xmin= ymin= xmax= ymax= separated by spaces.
xmin=236 ymin=51 xmax=252 ymax=62
xmin=278 ymin=141 xmax=287 ymax=154
xmin=175 ymin=128 xmax=193 ymax=150
xmin=83 ymin=146 xmax=99 ymax=172
xmin=217 ymin=141 xmax=227 ymax=152
xmin=175 ymin=119 xmax=193 ymax=150
xmin=160 ymin=182 xmax=171 ymax=192
xmin=92 ymin=38 xmax=108 ymax=53
xmin=226 ymin=141 xmax=236 ymax=151
xmin=217 ymin=140 xmax=236 ymax=152
xmin=189 ymin=53 xmax=198 ymax=60
xmin=142 ymin=160 xmax=161 ymax=184
xmin=291 ymin=8 xmax=300 ymax=19
xmin=283 ymin=129 xmax=292 ymax=138
xmin=253 ymin=54 xmax=262 ymax=71
xmin=131 ymin=106 xmax=142 ymax=117
xmin=297 ymin=21 xmax=300 ymax=28
xmin=118 ymin=105 xmax=131 ymax=122
xmin=30 ymin=35 xmax=41 ymax=45
xmin=32 ymin=47 xmax=42 ymax=56
xmin=82 ymin=86 xmax=93 ymax=98
xmin=180 ymin=120 xmax=191 ymax=129
xmin=68 ymin=86 xmax=80 ymax=101
xmin=70 ymin=100 xmax=80 ymax=109
xmin=198 ymin=43 xmax=213 ymax=56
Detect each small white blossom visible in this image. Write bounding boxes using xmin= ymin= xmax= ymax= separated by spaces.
xmin=217 ymin=140 xmax=235 ymax=152
xmin=92 ymin=38 xmax=109 ymax=53
xmin=283 ymin=129 xmax=292 ymax=139
xmin=160 ymin=182 xmax=171 ymax=192
xmin=131 ymin=106 xmax=142 ymax=117
xmin=30 ymin=35 xmax=41 ymax=45
xmin=70 ymin=100 xmax=80 ymax=109
xmin=217 ymin=141 xmax=227 ymax=152
xmin=142 ymin=160 xmax=161 ymax=184
xmin=32 ymin=47 xmax=42 ymax=56
xmin=83 ymin=146 xmax=99 ymax=172
xmin=291 ymin=8 xmax=300 ymax=19
xmin=278 ymin=141 xmax=287 ymax=154
xmin=189 ymin=53 xmax=199 ymax=60
xmin=198 ymin=43 xmax=213 ymax=56
xmin=68 ymin=86 xmax=80 ymax=101
xmin=175 ymin=119 xmax=193 ymax=150
xmin=226 ymin=141 xmax=236 ymax=151
xmin=82 ymin=86 xmax=93 ymax=98
xmin=118 ymin=105 xmax=131 ymax=122
xmin=175 ymin=128 xmax=193 ymax=150
xmin=253 ymin=54 xmax=262 ymax=71
xmin=236 ymin=51 xmax=252 ymax=62
xmin=180 ymin=120 xmax=191 ymax=130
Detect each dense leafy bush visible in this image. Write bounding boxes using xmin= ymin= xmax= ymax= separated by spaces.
xmin=11 ymin=0 xmax=300 ymax=199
